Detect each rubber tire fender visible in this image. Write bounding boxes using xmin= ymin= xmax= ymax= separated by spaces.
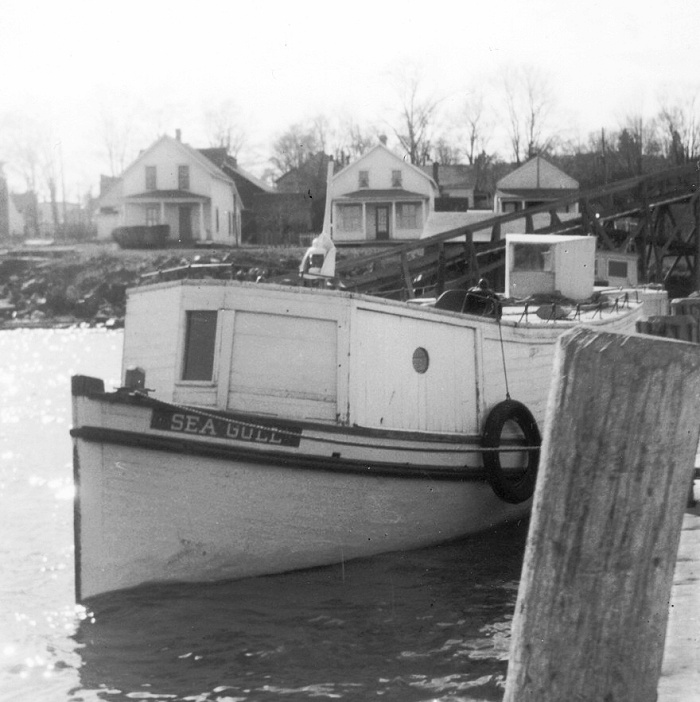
xmin=481 ymin=399 xmax=541 ymax=504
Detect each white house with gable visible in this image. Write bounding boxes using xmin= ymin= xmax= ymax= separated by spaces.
xmin=328 ymin=143 xmax=438 ymax=243
xmin=101 ymin=132 xmax=242 ymax=245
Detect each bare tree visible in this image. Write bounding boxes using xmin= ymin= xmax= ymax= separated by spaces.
xmin=101 ymin=112 xmax=134 ymax=177
xmin=501 ymin=65 xmax=555 ymax=163
xmin=390 ymin=67 xmax=441 ymax=165
xmin=656 ymin=90 xmax=700 ymax=164
xmin=204 ymin=100 xmax=246 ymax=158
xmin=432 ymin=137 xmax=460 ymax=165
xmin=463 ymin=87 xmax=490 ymax=164
xmin=336 ymin=117 xmax=376 ymax=163
xmin=270 ymin=122 xmax=319 ymax=175
xmin=0 ymin=112 xmax=63 ymax=236
xmin=615 ymin=114 xmax=661 ymax=175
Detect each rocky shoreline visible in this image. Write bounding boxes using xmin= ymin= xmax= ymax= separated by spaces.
xmin=0 ymin=243 xmax=306 ymax=330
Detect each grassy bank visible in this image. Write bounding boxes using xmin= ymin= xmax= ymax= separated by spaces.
xmin=0 ymin=242 xmax=307 ymax=329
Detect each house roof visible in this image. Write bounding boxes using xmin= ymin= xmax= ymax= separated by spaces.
xmin=97 ymin=176 xmax=123 ymax=207
xmin=123 ymin=135 xmax=234 ymax=186
xmin=418 ymin=164 xmax=478 ymax=189
xmin=331 ymin=143 xmax=438 ymax=191
xmin=10 ymin=192 xmax=37 ymax=213
xmin=336 ymin=188 xmax=429 ymax=200
xmin=497 ymin=156 xmax=578 ymax=191
xmin=199 ymin=148 xmax=274 ymax=193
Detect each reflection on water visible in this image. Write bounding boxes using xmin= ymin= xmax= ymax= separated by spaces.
xmin=74 ymin=523 xmax=527 ymax=702
xmin=0 ymin=328 xmax=527 ymax=702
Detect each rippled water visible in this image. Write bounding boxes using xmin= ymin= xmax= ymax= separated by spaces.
xmin=0 ymin=328 xmax=527 ymax=702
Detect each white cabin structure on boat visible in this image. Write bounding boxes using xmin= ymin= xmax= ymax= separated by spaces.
xmin=505 ymin=234 xmax=595 ymax=300
xmin=327 ymin=143 xmax=438 ymax=244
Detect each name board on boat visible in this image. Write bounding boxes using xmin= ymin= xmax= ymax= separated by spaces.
xmin=150 ymin=408 xmax=302 ymax=447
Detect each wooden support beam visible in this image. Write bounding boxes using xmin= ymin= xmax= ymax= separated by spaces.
xmin=504 ymin=327 xmax=700 ymax=702
xmin=435 ymin=242 xmax=446 ymax=297
xmin=400 ymin=251 xmax=415 ymax=299
xmin=464 ymin=230 xmax=480 ymax=286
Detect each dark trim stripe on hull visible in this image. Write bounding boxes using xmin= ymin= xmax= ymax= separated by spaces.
xmin=70 ymin=426 xmax=489 ymax=482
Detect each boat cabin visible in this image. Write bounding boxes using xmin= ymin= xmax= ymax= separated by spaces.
xmin=505 ymin=234 xmax=596 ymax=301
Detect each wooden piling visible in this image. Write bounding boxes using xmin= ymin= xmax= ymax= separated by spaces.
xmin=503 ymin=327 xmax=700 ymax=702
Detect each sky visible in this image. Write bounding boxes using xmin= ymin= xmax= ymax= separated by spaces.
xmin=1 ymin=0 xmax=699 ymax=199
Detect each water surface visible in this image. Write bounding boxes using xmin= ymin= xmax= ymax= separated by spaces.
xmin=0 ymin=328 xmax=526 ymax=702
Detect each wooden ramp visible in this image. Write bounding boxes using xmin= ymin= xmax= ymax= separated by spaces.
xmin=324 ymin=163 xmax=700 ymax=300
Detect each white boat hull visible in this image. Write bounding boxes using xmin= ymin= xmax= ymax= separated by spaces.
xmin=73 ymin=429 xmax=528 ymax=601
xmin=71 ymin=273 xmax=660 ymax=601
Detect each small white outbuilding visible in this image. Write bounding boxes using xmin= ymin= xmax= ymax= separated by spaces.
xmin=505 ymin=234 xmax=596 ymax=301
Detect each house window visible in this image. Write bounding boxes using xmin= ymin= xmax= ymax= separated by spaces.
xmin=392 ymin=170 xmax=402 ymax=188
xmin=178 ymin=165 xmax=190 ymax=190
xmin=502 ymin=200 xmax=521 ymax=214
xmin=358 ymin=171 xmax=369 ymax=188
xmin=337 ymin=204 xmax=362 ymax=232
xmin=228 ymin=211 xmax=233 ymax=235
xmin=146 ymin=205 xmax=159 ymax=226
xmin=182 ymin=311 xmax=218 ymax=381
xmin=397 ymin=203 xmax=420 ymax=229
xmin=145 ymin=166 xmax=157 ymax=191
xmin=216 ymin=207 xmax=220 ymax=233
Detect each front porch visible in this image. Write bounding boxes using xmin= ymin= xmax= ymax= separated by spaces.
xmin=123 ymin=191 xmax=211 ymax=243
xmin=332 ymin=190 xmax=429 ymax=243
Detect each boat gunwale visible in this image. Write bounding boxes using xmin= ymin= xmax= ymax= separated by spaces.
xmin=70 ymin=424 xmax=490 ymax=482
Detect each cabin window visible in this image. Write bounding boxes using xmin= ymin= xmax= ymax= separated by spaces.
xmin=337 ymin=204 xmax=362 ymax=232
xmin=392 ymin=170 xmax=402 ymax=187
xmin=178 ymin=165 xmax=190 ymax=190
xmin=513 ymin=244 xmax=552 ymax=272
xmin=145 ymin=166 xmax=157 ymax=190
xmin=146 ymin=205 xmax=159 ymax=226
xmin=358 ymin=171 xmax=369 ymax=188
xmin=182 ymin=311 xmax=218 ymax=381
xmin=608 ymin=259 xmax=628 ymax=279
xmin=397 ymin=203 xmax=420 ymax=229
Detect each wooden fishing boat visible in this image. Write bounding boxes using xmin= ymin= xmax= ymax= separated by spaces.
xmin=70 ymin=234 xmax=666 ymax=601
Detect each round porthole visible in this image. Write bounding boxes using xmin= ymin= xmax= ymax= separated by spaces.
xmin=412 ymin=347 xmax=429 ymax=374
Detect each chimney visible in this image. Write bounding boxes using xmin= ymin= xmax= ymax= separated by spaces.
xmin=379 ymin=134 xmax=387 ymax=146
xmin=175 ymin=129 xmax=181 ymax=142
xmin=432 ymin=161 xmax=439 ymax=185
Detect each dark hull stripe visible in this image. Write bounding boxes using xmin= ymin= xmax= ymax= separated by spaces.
xmin=70 ymin=426 xmax=488 ymax=482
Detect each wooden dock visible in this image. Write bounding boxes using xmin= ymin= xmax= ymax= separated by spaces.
xmin=658 ymin=482 xmax=700 ymax=701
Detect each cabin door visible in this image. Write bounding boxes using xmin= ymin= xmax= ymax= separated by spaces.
xmin=375 ymin=206 xmax=390 ymax=240
xmin=179 ymin=206 xmax=193 ymax=242
xmin=227 ymin=312 xmax=338 ymax=421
